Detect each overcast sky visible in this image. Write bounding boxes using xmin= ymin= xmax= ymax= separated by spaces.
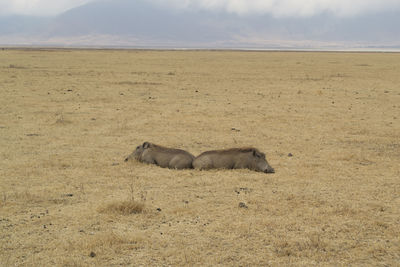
xmin=1 ymin=0 xmax=400 ymax=17
xmin=0 ymin=0 xmax=92 ymax=16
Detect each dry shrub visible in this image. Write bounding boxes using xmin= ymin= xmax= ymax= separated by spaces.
xmin=308 ymin=233 xmax=327 ymax=251
xmin=98 ymin=200 xmax=144 ymax=215
xmin=54 ymin=114 xmax=72 ymax=125
xmin=86 ymin=232 xmax=142 ymax=249
xmin=0 ymin=193 xmax=6 ymax=206
xmin=62 ymin=231 xmax=144 ymax=260
xmin=9 ymin=191 xmax=45 ymax=205
xmin=6 ymin=191 xmax=74 ymax=206
xmin=274 ymin=234 xmax=328 ymax=258
xmin=369 ymin=243 xmax=389 ymax=260
xmin=274 ymin=239 xmax=293 ymax=257
xmin=9 ymin=64 xmax=26 ymax=69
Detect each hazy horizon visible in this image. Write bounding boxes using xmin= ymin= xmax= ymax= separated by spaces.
xmin=1 ymin=0 xmax=400 ymax=50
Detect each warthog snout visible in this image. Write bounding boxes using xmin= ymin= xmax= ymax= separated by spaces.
xmin=265 ymin=167 xmax=275 ymax=173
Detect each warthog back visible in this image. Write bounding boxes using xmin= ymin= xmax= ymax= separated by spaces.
xmin=125 ymin=142 xmax=194 ymax=169
xmin=193 ymin=147 xmax=274 ymax=173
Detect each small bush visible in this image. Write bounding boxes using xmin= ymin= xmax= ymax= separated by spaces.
xmin=98 ymin=200 xmax=144 ymax=215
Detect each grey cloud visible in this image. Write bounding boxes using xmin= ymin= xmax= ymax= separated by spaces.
xmin=2 ymin=0 xmax=400 ymax=17
xmin=0 ymin=0 xmax=93 ymax=16
xmin=150 ymin=0 xmax=400 ymax=17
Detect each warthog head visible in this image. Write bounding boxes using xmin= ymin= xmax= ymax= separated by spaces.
xmin=251 ymin=149 xmax=275 ymax=173
xmin=124 ymin=142 xmax=151 ymax=162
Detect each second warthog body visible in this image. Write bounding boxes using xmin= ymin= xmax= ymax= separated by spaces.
xmin=125 ymin=142 xmax=194 ymax=169
xmin=193 ymin=147 xmax=275 ymax=173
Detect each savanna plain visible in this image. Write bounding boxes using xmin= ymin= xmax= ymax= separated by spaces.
xmin=0 ymin=49 xmax=399 ymax=266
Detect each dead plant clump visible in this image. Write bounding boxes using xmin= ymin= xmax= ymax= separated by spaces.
xmin=60 ymin=231 xmax=145 ymax=263
xmin=98 ymin=200 xmax=145 ymax=215
xmin=84 ymin=231 xmax=143 ymax=251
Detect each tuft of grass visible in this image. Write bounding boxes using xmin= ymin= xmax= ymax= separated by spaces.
xmin=98 ymin=200 xmax=144 ymax=215
xmin=61 ymin=231 xmax=144 ymax=262
xmin=0 ymin=192 xmax=6 ymax=206
xmin=87 ymin=232 xmax=141 ymax=248
xmin=55 ymin=115 xmax=72 ymax=125
xmin=9 ymin=64 xmax=26 ymax=69
xmin=13 ymin=191 xmax=44 ymax=204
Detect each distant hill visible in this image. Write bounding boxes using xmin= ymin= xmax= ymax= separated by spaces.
xmin=1 ymin=0 xmax=400 ymax=49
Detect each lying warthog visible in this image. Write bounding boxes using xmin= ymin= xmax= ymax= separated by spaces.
xmin=193 ymin=147 xmax=275 ymax=173
xmin=125 ymin=142 xmax=194 ymax=169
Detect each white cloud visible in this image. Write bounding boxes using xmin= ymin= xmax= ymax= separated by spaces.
xmin=153 ymin=0 xmax=400 ymax=17
xmin=1 ymin=0 xmax=400 ymax=17
xmin=0 ymin=0 xmax=94 ymax=16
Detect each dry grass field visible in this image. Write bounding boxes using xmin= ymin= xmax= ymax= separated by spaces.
xmin=0 ymin=49 xmax=399 ymax=266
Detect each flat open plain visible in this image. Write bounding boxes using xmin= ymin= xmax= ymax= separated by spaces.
xmin=0 ymin=49 xmax=399 ymax=266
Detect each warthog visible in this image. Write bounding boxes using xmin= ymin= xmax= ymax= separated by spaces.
xmin=193 ymin=147 xmax=275 ymax=173
xmin=124 ymin=142 xmax=194 ymax=169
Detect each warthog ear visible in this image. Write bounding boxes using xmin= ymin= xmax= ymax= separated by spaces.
xmin=143 ymin=142 xmax=150 ymax=149
xmin=253 ymin=149 xmax=261 ymax=158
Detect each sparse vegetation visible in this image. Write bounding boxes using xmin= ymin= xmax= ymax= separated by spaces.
xmin=8 ymin=64 xmax=26 ymax=69
xmin=98 ymin=200 xmax=144 ymax=215
xmin=0 ymin=49 xmax=399 ymax=266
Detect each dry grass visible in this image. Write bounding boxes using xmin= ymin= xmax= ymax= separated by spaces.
xmin=0 ymin=48 xmax=399 ymax=266
xmin=98 ymin=200 xmax=145 ymax=215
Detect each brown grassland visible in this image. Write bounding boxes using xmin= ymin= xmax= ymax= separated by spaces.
xmin=0 ymin=49 xmax=399 ymax=266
